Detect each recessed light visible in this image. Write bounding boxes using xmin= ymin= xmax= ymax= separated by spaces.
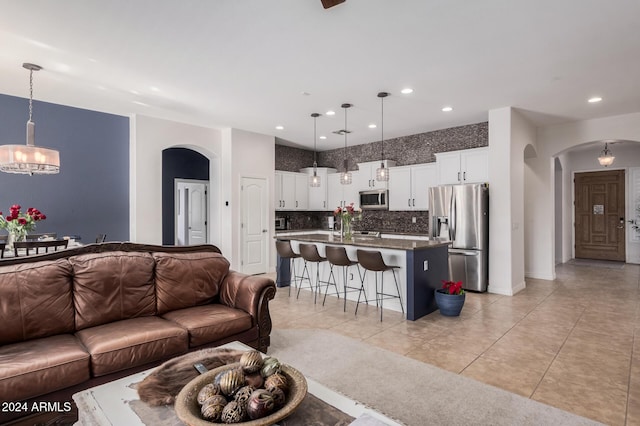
xmin=442 ymin=106 xmax=453 ymax=112
xmin=368 ymin=124 xmax=377 ymax=129
xmin=326 ymin=110 xmax=336 ymax=116
xmin=588 ymin=97 xmax=602 ymax=103
xmin=275 ymin=125 xmax=284 ymax=130
xmin=319 ymin=136 xmax=327 ymax=140
xmin=401 ymin=88 xmax=413 ymax=94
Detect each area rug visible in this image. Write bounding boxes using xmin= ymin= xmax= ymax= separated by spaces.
xmin=268 ymin=329 xmax=602 ymax=426
xmin=566 ymin=258 xmax=625 ymax=269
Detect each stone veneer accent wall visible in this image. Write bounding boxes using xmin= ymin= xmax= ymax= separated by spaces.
xmin=275 ymin=122 xmax=488 ymax=234
xmin=276 ymin=122 xmax=487 ymax=171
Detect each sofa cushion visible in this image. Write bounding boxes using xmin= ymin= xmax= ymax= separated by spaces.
xmin=0 ymin=259 xmax=74 ymax=345
xmin=70 ymin=251 xmax=156 ymax=330
xmin=162 ymin=304 xmax=253 ymax=347
xmin=153 ymin=252 xmax=230 ymax=315
xmin=74 ymin=316 xmax=188 ymax=377
xmin=0 ymin=334 xmax=90 ymax=401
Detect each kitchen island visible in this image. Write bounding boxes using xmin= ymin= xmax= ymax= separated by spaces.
xmin=275 ymin=232 xmax=450 ymax=320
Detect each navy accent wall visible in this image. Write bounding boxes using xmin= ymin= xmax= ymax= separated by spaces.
xmin=162 ymin=148 xmax=209 ymax=245
xmin=0 ymin=94 xmax=129 ymax=242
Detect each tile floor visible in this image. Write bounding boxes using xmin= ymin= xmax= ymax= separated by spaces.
xmin=265 ymin=261 xmax=640 ymax=426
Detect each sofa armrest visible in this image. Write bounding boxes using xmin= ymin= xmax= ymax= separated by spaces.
xmin=219 ymin=272 xmax=276 ymax=352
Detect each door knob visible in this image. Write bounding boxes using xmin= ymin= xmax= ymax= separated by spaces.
xmin=262 ymin=229 xmax=268 ymax=233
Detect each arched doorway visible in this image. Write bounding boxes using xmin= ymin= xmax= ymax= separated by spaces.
xmin=162 ymin=148 xmax=210 ymax=245
xmin=552 ymin=140 xmax=640 ymax=264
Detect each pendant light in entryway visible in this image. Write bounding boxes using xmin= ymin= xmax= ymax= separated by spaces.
xmin=309 ymin=113 xmax=321 ymax=187
xmin=597 ymin=142 xmax=615 ymax=167
xmin=340 ymin=103 xmax=352 ymax=185
xmin=375 ymin=92 xmax=390 ymax=181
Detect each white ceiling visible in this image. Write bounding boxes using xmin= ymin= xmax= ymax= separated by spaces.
xmin=0 ymin=0 xmax=639 ymax=151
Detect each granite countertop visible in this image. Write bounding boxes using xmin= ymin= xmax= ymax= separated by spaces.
xmin=275 ymin=233 xmax=450 ymax=251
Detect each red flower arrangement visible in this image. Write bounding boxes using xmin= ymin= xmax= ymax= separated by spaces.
xmin=441 ymin=280 xmax=465 ymax=295
xmin=0 ymin=204 xmax=47 ymax=235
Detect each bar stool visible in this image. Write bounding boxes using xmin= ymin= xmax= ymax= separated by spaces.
xmin=275 ymin=240 xmax=303 ymax=296
xmin=299 ymin=243 xmax=337 ymax=304
xmin=325 ymin=246 xmax=369 ymax=313
xmin=356 ymin=249 xmax=404 ymax=321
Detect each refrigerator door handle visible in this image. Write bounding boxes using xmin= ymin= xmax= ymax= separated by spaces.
xmin=449 ymin=249 xmax=479 ymax=256
xmin=450 ymin=194 xmax=456 ymax=241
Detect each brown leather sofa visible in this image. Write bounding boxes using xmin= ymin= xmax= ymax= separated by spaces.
xmin=0 ymin=242 xmax=276 ymax=424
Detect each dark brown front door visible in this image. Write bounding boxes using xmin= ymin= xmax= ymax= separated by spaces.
xmin=574 ymin=170 xmax=625 ymax=261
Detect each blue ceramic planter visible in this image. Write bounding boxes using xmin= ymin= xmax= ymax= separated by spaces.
xmin=434 ymin=289 xmax=465 ymax=316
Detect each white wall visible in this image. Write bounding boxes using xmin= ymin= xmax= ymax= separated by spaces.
xmin=224 ymin=128 xmax=275 ymax=272
xmin=130 ymin=115 xmax=223 ymax=247
xmin=530 ymin=112 xmax=640 ymax=277
xmin=130 ymin=116 xmax=274 ymax=271
xmin=488 ymin=107 xmax=535 ymax=295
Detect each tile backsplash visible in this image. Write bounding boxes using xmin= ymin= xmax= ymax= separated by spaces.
xmin=278 ymin=210 xmax=430 ymax=234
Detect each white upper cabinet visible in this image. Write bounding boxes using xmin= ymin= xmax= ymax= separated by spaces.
xmin=388 ymin=163 xmax=437 ymax=211
xmin=327 ymin=173 xmax=344 ymax=211
xmin=327 ymin=172 xmax=361 ymax=210
xmin=300 ymin=167 xmax=336 ymax=211
xmin=275 ymin=171 xmax=308 ymax=211
xmin=435 ymin=147 xmax=488 ymax=185
xmin=356 ymin=160 xmax=397 ymax=190
xmin=294 ymin=173 xmax=309 ymax=210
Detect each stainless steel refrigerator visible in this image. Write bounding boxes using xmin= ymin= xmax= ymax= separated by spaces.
xmin=429 ymin=183 xmax=489 ymax=292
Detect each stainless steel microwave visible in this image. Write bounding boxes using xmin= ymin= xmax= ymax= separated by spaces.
xmin=359 ymin=189 xmax=389 ymax=210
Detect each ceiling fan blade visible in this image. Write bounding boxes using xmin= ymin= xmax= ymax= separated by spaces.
xmin=321 ymin=0 xmax=346 ymax=9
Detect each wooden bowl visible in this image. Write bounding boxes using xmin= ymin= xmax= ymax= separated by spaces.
xmin=175 ymin=362 xmax=307 ymax=426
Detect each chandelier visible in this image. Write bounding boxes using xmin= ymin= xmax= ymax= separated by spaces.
xmin=597 ymin=142 xmax=615 ymax=167
xmin=0 ymin=63 xmax=60 ymax=175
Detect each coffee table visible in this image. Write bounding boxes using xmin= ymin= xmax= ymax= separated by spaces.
xmin=73 ymin=341 xmax=400 ymax=426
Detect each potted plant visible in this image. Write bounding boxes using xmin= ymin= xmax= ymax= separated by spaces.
xmin=434 ymin=280 xmax=465 ymax=316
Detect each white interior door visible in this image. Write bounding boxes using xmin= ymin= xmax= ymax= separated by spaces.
xmin=241 ymin=177 xmax=268 ymax=274
xmin=175 ymin=179 xmax=208 ymax=245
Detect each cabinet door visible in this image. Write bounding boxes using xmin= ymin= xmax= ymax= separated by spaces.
xmin=307 ymin=172 xmax=327 ymax=211
xmin=436 ymin=152 xmax=462 ymax=185
xmin=355 ymin=163 xmax=373 ymax=190
xmin=281 ymin=173 xmax=296 ymax=210
xmin=294 ymin=173 xmax=309 ymax=210
xmin=411 ymin=164 xmax=437 ymax=210
xmin=274 ymin=172 xmax=283 ymax=210
xmin=327 ymin=173 xmax=344 ymax=211
xmin=388 ymin=166 xmax=412 ymax=211
xmin=461 ymin=148 xmax=489 ymax=183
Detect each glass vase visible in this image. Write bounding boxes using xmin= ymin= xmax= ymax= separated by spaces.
xmin=7 ymin=228 xmax=27 ymax=250
xmin=341 ymin=216 xmax=352 ymax=240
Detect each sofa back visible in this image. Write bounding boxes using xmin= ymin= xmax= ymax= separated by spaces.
xmin=0 ymin=259 xmax=75 ymax=344
xmin=153 ymin=252 xmax=230 ymax=314
xmin=70 ymin=251 xmax=156 ymax=330
xmin=0 ymin=243 xmax=227 ymax=344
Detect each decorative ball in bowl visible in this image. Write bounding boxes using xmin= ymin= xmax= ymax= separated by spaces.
xmin=175 ymin=355 xmax=307 ymax=426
